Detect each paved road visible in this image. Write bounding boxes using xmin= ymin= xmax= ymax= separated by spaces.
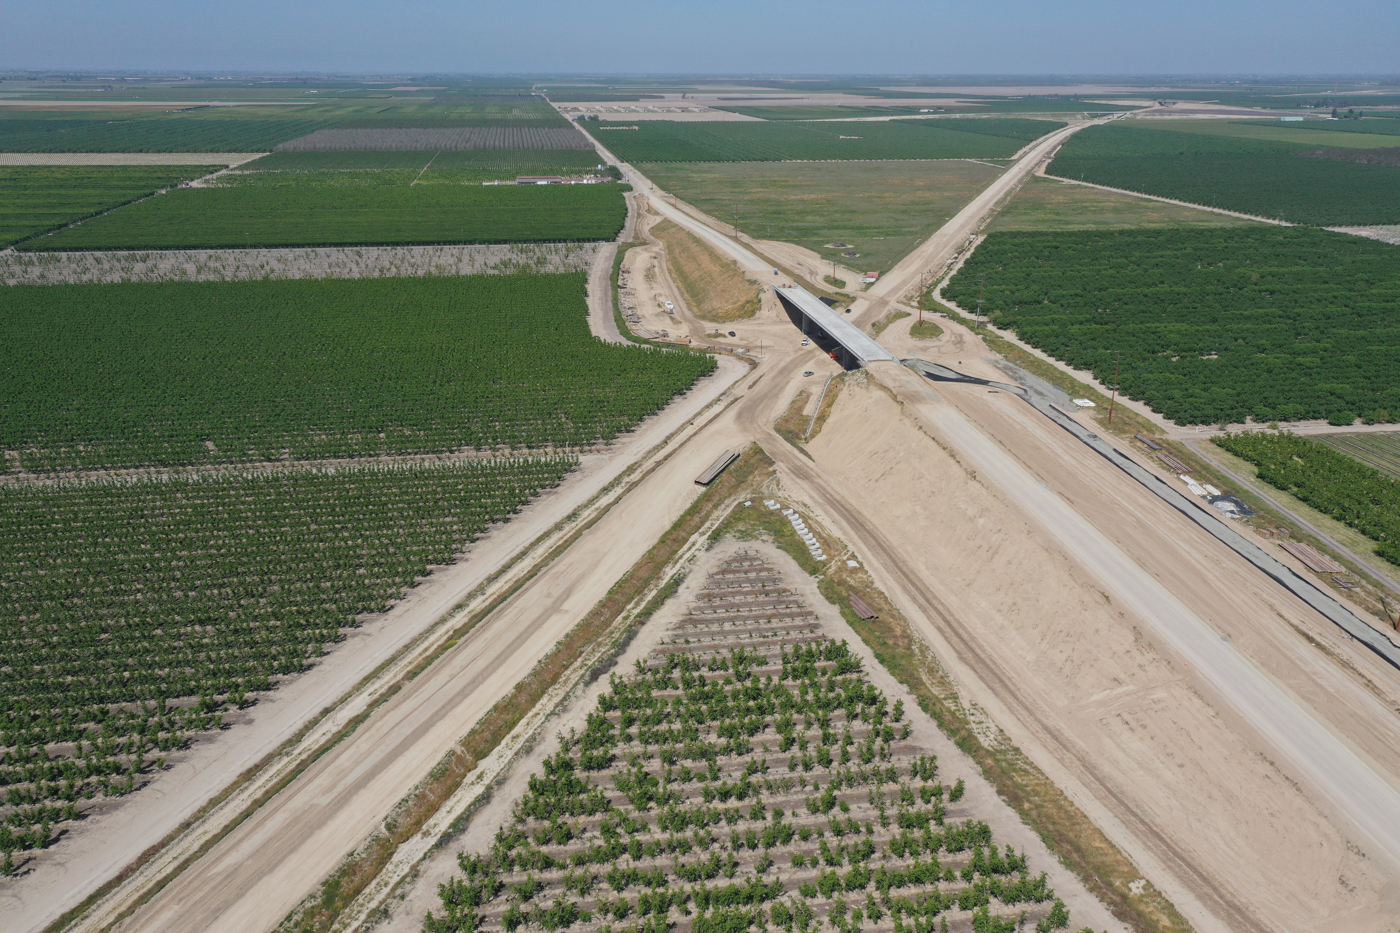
xmin=730 ymin=367 xmax=1267 ymax=932
xmin=596 ymin=145 xmax=1400 ymax=886
xmin=67 ymin=110 xmax=1400 ymax=933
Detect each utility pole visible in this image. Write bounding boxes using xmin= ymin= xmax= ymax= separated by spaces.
xmin=976 ymin=274 xmax=986 ymax=325
xmin=919 ymin=272 xmax=927 ymax=324
xmin=1108 ymin=350 xmax=1121 ymax=425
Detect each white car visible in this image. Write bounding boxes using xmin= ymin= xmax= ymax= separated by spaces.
xmin=800 ymin=338 xmax=810 ymax=347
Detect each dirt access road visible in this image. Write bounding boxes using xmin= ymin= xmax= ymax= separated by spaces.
xmin=15 ymin=376 xmax=746 ymax=931
xmin=49 ymin=108 xmax=1397 ymax=933
xmin=752 ymin=357 xmax=1400 ymax=932
xmin=82 ymin=354 xmax=760 ymax=933
xmin=582 ymin=121 xmax=1400 ymax=924
xmin=854 ymin=115 xmax=1120 ymax=321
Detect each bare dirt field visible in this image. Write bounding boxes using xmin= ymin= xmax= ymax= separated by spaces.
xmin=561 ymin=107 xmax=762 ymax=122
xmin=592 ymin=122 xmax=1400 ymax=932
xmin=796 ymin=362 xmax=1400 ymax=933
xmin=1331 ymin=225 xmax=1400 ymax=245
xmin=33 ymin=96 xmax=1400 ymax=933
xmin=83 ymin=369 xmax=762 ymax=933
xmin=373 ymin=536 xmax=1126 ymax=933
xmin=616 ymin=205 xmax=702 ymax=342
xmin=0 ymin=242 xmax=597 ymax=285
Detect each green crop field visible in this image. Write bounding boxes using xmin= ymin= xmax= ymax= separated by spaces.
xmin=1253 ymin=118 xmax=1400 ymax=139
xmin=425 ymin=628 xmax=1079 ymax=933
xmin=1214 ymin=432 xmax=1400 ymax=565
xmin=1318 ymin=433 xmax=1400 ymax=480
xmin=0 ymin=273 xmax=715 ymax=471
xmin=944 ymin=227 xmax=1400 ymax=426
xmin=640 ymin=160 xmax=1003 ymax=275
xmin=0 ymin=250 xmax=717 ymax=861
xmin=910 ymin=118 xmax=1068 ymax=141
xmin=1048 ymin=123 xmax=1400 ymax=225
xmin=0 ymin=117 xmax=335 ymax=152
xmin=238 ymin=148 xmax=605 ymax=179
xmin=22 ymin=183 xmax=626 ymax=251
xmin=988 ymin=176 xmax=1258 ymax=232
xmin=0 ymin=165 xmax=221 ymax=247
xmin=0 ymin=96 xmax=568 ymax=153
xmin=587 ymin=119 xmax=1062 ymax=162
xmin=1125 ymin=118 xmax=1400 ymax=150
xmin=0 ymin=457 xmax=575 ymax=857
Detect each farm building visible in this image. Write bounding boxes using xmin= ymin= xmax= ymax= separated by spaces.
xmin=515 ymin=175 xmax=612 ymax=185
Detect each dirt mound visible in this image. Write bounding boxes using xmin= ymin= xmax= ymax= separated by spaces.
xmin=652 ymin=218 xmax=761 ymax=322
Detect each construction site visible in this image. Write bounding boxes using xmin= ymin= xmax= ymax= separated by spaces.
xmin=7 ymin=89 xmax=1400 ymax=933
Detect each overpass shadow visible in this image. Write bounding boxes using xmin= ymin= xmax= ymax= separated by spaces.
xmin=774 ymin=291 xmax=861 ymax=371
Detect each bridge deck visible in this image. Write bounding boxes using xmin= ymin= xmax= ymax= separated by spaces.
xmin=774 ymin=286 xmax=896 ymax=367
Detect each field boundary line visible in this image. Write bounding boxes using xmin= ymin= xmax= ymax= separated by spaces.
xmin=0 ymin=447 xmax=600 ymax=487
xmin=409 ymin=150 xmax=440 ymax=186
xmin=1040 ymin=172 xmax=1290 ymax=225
xmin=4 ymin=163 xmax=229 ymax=251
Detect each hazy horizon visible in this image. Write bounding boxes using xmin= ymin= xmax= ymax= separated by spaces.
xmin=2 ymin=0 xmax=1397 ymax=76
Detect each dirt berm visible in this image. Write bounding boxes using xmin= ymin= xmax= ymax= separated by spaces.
xmin=803 ymin=366 xmax=1400 ymax=933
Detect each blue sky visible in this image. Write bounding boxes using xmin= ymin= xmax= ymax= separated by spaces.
xmin=2 ymin=0 xmax=1397 ymax=75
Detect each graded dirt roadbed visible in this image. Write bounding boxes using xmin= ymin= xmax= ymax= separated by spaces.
xmin=796 ymin=357 xmax=1400 ymax=932
xmin=592 ymin=122 xmax=1400 ymax=932
xmin=93 ymin=379 xmax=757 ymax=933
xmin=863 ymin=117 xmax=1117 ymax=310
xmin=375 ymin=537 xmax=1126 ymax=933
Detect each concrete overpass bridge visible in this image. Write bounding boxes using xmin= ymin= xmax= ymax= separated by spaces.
xmin=773 ymin=285 xmax=897 ymax=369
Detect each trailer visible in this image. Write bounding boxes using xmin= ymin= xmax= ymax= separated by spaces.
xmin=695 ymin=450 xmax=740 ymax=486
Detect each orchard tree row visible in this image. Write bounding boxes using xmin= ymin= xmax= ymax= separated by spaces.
xmin=426 ymin=643 xmax=1078 ymax=933
xmin=0 ymin=457 xmax=574 ymax=863
xmin=946 ymin=227 xmax=1400 ymax=426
